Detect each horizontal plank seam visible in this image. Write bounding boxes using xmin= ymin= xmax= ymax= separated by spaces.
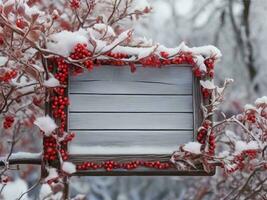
xmin=69 ymin=111 xmax=193 ymax=113
xmin=69 ymin=128 xmax=193 ymax=131
xmin=69 ymin=93 xmax=192 ymax=96
xmin=71 ymin=80 xmax=187 ymax=85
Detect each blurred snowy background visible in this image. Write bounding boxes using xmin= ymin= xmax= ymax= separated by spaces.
xmin=1 ymin=0 xmax=267 ymax=199
xmin=69 ymin=0 xmax=267 ymax=199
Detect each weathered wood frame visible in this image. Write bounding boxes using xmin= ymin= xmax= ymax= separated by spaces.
xmin=62 ymin=64 xmax=215 ymax=176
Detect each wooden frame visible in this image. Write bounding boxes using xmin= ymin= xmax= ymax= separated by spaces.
xmin=48 ymin=64 xmax=215 ymax=176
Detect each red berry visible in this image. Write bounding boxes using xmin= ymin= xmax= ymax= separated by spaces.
xmin=70 ymin=0 xmax=80 ymax=9
xmin=0 ymin=37 xmax=4 ymax=45
xmin=16 ymin=18 xmax=25 ymax=29
xmin=160 ymin=51 xmax=169 ymax=59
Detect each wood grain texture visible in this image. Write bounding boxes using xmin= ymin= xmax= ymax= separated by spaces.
xmin=69 ymin=113 xmax=193 ymax=130
xmin=71 ymin=65 xmax=192 ymax=83
xmin=69 ymin=95 xmax=193 ymax=112
xmin=70 ymin=81 xmax=192 ymax=95
xmin=70 ymin=65 xmax=192 ymax=94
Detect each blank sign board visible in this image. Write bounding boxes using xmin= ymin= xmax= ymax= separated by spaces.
xmin=67 ymin=65 xmax=205 ymax=175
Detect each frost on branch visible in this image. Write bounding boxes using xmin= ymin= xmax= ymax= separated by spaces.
xmin=235 ymin=141 xmax=259 ymax=153
xmin=171 ymin=95 xmax=267 ymax=174
xmin=34 ymin=116 xmax=57 ymax=136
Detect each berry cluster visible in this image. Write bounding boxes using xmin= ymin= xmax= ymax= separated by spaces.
xmin=208 ymin=132 xmax=215 ymax=155
xmin=0 ymin=175 xmax=10 ymax=184
xmin=51 ymin=95 xmax=68 ymax=132
xmin=229 ymin=149 xmax=259 ymax=173
xmin=44 ymin=58 xmax=75 ymax=163
xmin=204 ymin=58 xmax=215 ymax=78
xmin=172 ymin=53 xmax=195 ymax=65
xmin=54 ymin=58 xmax=68 ymax=84
xmin=52 ymin=58 xmax=69 ymax=135
xmin=70 ymin=0 xmax=80 ymax=9
xmin=0 ymin=70 xmax=17 ymax=82
xmin=160 ymin=51 xmax=169 ymax=59
xmin=59 ymin=148 xmax=68 ymax=161
xmin=0 ymin=37 xmax=4 ymax=45
xmin=16 ymin=18 xmax=26 ymax=29
xmin=60 ymin=132 xmax=75 ymax=161
xmin=197 ymin=120 xmax=211 ymax=144
xmin=70 ymin=43 xmax=93 ymax=72
xmin=43 ymin=136 xmax=58 ymax=161
xmin=243 ymin=149 xmax=258 ymax=159
xmin=33 ymin=97 xmax=43 ymax=106
xmin=77 ymin=160 xmax=173 ymax=171
xmin=139 ymin=52 xmax=197 ymax=74
xmin=101 ymin=51 xmax=128 ymax=66
xmin=246 ymin=112 xmax=256 ymax=123
xmin=197 ymin=128 xmax=207 ymax=144
xmin=106 ymin=52 xmax=128 ymax=59
xmin=197 ymin=120 xmax=215 ymax=155
xmin=140 ymin=55 xmax=162 ymax=67
xmin=3 ymin=116 xmax=14 ymax=129
xmin=202 ymin=88 xmax=211 ymax=99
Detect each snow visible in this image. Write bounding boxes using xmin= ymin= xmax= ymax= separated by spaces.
xmin=200 ymin=80 xmax=216 ymax=89
xmin=47 ymin=27 xmax=221 ymax=71
xmin=45 ymin=167 xmax=58 ymax=182
xmin=225 ymin=130 xmax=240 ymax=141
xmin=174 ymin=0 xmax=193 ymax=16
xmin=132 ymin=0 xmax=150 ymax=11
xmin=47 ymin=29 xmax=88 ymax=57
xmin=255 ymin=96 xmax=267 ymax=106
xmin=43 ymin=75 xmax=60 ymax=87
xmin=0 ymin=56 xmax=8 ymax=66
xmin=34 ymin=115 xmax=57 ymax=136
xmin=183 ymin=142 xmax=202 ymax=154
xmin=92 ymin=23 xmax=116 ymax=38
xmin=111 ymin=45 xmax=157 ymax=60
xmin=244 ymin=104 xmax=257 ymax=111
xmin=94 ymin=29 xmax=132 ymax=53
xmin=11 ymin=75 xmax=37 ymax=93
xmin=39 ymin=184 xmax=52 ymax=199
xmin=0 ymin=178 xmax=29 ymax=200
xmin=3 ymin=0 xmax=15 ymax=6
xmin=24 ymin=5 xmax=44 ymax=16
xmin=62 ymin=162 xmax=76 ymax=174
xmin=0 ymin=152 xmax=41 ymax=160
xmin=218 ymin=150 xmax=230 ymax=158
xmin=235 ymin=141 xmax=259 ymax=153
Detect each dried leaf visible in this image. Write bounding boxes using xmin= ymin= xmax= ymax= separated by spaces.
xmin=28 ymin=30 xmax=41 ymax=42
xmin=3 ymin=3 xmax=14 ymax=16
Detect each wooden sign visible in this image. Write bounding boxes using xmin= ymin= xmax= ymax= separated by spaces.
xmin=66 ymin=64 xmax=211 ymax=175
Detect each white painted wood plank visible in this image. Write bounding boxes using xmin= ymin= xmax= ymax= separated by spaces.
xmin=69 ymin=113 xmax=193 ymax=130
xmin=70 ymin=81 xmax=192 ymax=94
xmin=69 ymin=145 xmax=183 ymax=154
xmin=70 ymin=131 xmax=192 ymax=146
xmin=69 ymin=95 xmax=193 ymax=112
xmin=70 ymin=65 xmax=192 ymax=85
